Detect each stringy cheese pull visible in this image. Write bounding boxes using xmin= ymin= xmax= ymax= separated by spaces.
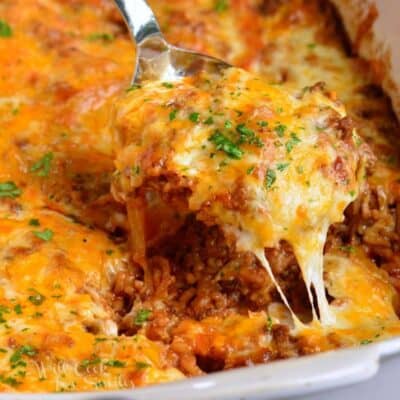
xmin=112 ymin=67 xmax=365 ymax=329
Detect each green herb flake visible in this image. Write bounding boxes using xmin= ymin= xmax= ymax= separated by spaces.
xmin=169 ymin=109 xmax=178 ymax=121
xmin=204 ymin=116 xmax=214 ymax=125
xmin=32 ymin=312 xmax=43 ymax=318
xmin=0 ymin=20 xmax=12 ymax=38
xmin=189 ymin=112 xmax=200 ymax=123
xmin=224 ymin=120 xmax=233 ymax=129
xmin=134 ymin=309 xmax=152 ymax=325
xmin=265 ymin=168 xmax=276 ymax=190
xmin=277 ymin=163 xmax=289 ymax=172
xmin=162 ymin=82 xmax=174 ymax=89
xmin=28 ymin=291 xmax=45 ymax=306
xmin=33 ymin=229 xmax=53 ymax=242
xmin=285 ymin=133 xmax=301 ymax=153
xmin=360 ymin=339 xmax=372 ymax=345
xmin=236 ymin=124 xmax=264 ymax=147
xmin=349 ymin=190 xmax=356 ymax=197
xmin=135 ymin=361 xmax=151 ymax=369
xmin=104 ymin=360 xmax=126 ymax=368
xmin=0 ymin=305 xmax=10 ymax=314
xmin=266 ymin=316 xmax=273 ymax=331
xmin=30 ymin=152 xmax=54 ymax=177
xmin=339 ymin=245 xmax=354 ymax=254
xmin=0 ymin=181 xmax=21 ymax=198
xmin=214 ymin=0 xmax=229 ymax=12
xmin=246 ymin=166 xmax=255 ymax=175
xmin=0 ymin=375 xmax=20 ymax=387
xmin=86 ymin=32 xmax=114 ymax=43
xmin=105 ymin=249 xmax=114 ymax=256
xmin=257 ymin=121 xmax=268 ymax=127
xmin=274 ymin=124 xmax=286 ymax=137
xmin=14 ymin=304 xmax=22 ymax=315
xmin=80 ymin=357 xmax=101 ymax=369
xmin=209 ymin=131 xmax=243 ymax=160
xmin=126 ymin=83 xmax=142 ymax=92
xmin=28 ymin=219 xmax=40 ymax=227
xmin=131 ymin=165 xmax=140 ymax=175
xmin=10 ymin=345 xmax=37 ymax=369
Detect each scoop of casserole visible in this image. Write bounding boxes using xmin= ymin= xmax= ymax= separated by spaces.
xmin=112 ymin=67 xmax=366 ymax=328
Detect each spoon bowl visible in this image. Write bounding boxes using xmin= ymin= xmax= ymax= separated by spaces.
xmin=114 ymin=0 xmax=231 ymax=84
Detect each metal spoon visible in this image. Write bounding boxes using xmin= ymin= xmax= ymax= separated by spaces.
xmin=114 ymin=0 xmax=231 ymax=84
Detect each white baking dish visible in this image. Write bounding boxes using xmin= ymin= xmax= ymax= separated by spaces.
xmin=2 ymin=1 xmax=399 ymax=399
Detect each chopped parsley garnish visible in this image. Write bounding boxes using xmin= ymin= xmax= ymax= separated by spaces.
xmin=80 ymin=357 xmax=101 ymax=369
xmin=86 ymin=32 xmax=114 ymax=42
xmin=30 ymin=152 xmax=53 ymax=177
xmin=169 ymin=109 xmax=178 ymax=121
xmin=307 ymin=43 xmax=317 ymax=50
xmin=204 ymin=116 xmax=214 ymax=125
xmin=246 ymin=166 xmax=255 ymax=175
xmin=28 ymin=290 xmax=45 ymax=306
xmin=257 ymin=121 xmax=268 ymax=127
xmin=277 ymin=162 xmax=289 ymax=172
xmin=10 ymin=345 xmax=37 ymax=369
xmin=134 ymin=309 xmax=152 ymax=325
xmin=209 ymin=131 xmax=243 ymax=160
xmin=131 ymin=165 xmax=140 ymax=175
xmin=0 ymin=305 xmax=10 ymax=314
xmin=104 ymin=360 xmax=126 ymax=368
xmin=0 ymin=375 xmax=20 ymax=387
xmin=33 ymin=229 xmax=53 ymax=242
xmin=126 ymin=83 xmax=142 ymax=92
xmin=28 ymin=218 xmax=40 ymax=227
xmin=162 ymin=82 xmax=174 ymax=89
xmin=189 ymin=112 xmax=200 ymax=123
xmin=0 ymin=181 xmax=21 ymax=198
xmin=135 ymin=361 xmax=151 ymax=369
xmin=349 ymin=190 xmax=356 ymax=197
xmin=274 ymin=124 xmax=286 ymax=137
xmin=14 ymin=304 xmax=22 ymax=315
xmin=266 ymin=316 xmax=273 ymax=331
xmin=0 ymin=20 xmax=12 ymax=38
xmin=236 ymin=124 xmax=264 ymax=147
xmin=360 ymin=339 xmax=372 ymax=345
xmin=105 ymin=249 xmax=114 ymax=256
xmin=339 ymin=245 xmax=354 ymax=254
xmin=224 ymin=120 xmax=233 ymax=129
xmin=265 ymin=168 xmax=276 ymax=190
xmin=214 ymin=0 xmax=229 ymax=12
xmin=32 ymin=311 xmax=43 ymax=318
xmin=285 ymin=133 xmax=301 ymax=153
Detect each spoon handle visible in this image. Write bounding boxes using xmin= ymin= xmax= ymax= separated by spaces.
xmin=114 ymin=0 xmax=163 ymax=44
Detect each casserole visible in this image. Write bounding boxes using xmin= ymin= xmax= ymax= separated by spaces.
xmin=0 ymin=0 xmax=399 ymax=398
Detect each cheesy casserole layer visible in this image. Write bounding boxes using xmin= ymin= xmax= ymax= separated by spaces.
xmin=0 ymin=0 xmax=400 ymax=393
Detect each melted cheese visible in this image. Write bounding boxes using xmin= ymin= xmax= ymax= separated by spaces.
xmin=113 ymin=67 xmax=364 ymax=329
xmin=1 ymin=0 xmax=400 ymax=393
